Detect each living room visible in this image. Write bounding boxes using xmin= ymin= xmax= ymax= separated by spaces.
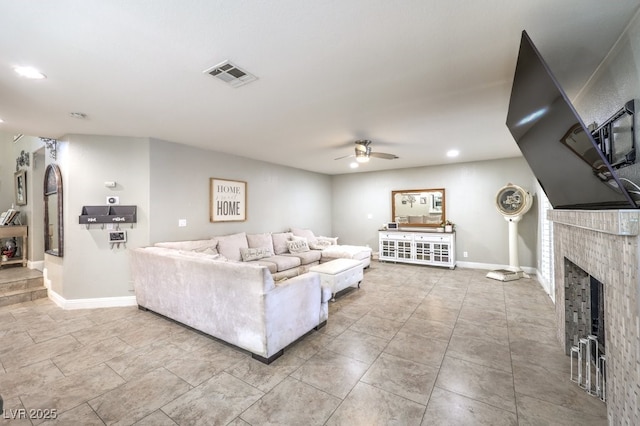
xmin=1 ymin=1 xmax=640 ymax=424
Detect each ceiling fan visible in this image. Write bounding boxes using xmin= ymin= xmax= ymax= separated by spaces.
xmin=334 ymin=140 xmax=399 ymax=163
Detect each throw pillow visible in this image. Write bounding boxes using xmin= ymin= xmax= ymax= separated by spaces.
xmin=309 ymin=240 xmax=332 ymax=250
xmin=247 ymin=232 xmax=275 ymax=253
xmin=240 ymin=246 xmax=273 ymax=262
xmin=216 ymin=232 xmax=249 ymax=262
xmin=317 ymin=236 xmax=338 ymax=245
xmin=286 ymin=239 xmax=310 ymax=253
xmin=272 ymin=232 xmax=294 ymax=255
xmin=290 ymin=227 xmax=318 ymax=244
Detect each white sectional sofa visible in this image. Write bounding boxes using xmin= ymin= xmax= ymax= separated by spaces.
xmin=130 ymin=246 xmax=330 ymax=364
xmin=130 ymin=228 xmax=371 ymax=363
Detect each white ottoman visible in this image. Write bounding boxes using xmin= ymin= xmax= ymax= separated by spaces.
xmin=310 ymin=258 xmax=363 ymax=301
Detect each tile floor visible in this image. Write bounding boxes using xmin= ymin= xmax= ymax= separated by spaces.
xmin=0 ymin=262 xmax=606 ymax=425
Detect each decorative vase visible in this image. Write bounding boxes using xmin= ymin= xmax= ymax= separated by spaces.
xmin=445 ymin=225 xmax=453 ymax=233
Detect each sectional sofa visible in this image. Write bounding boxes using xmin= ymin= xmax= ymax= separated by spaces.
xmin=130 ymin=228 xmax=371 ymax=363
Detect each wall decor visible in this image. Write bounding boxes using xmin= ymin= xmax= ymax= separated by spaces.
xmin=210 ymin=178 xmax=246 ymax=222
xmin=14 ymin=170 xmax=26 ymax=206
xmin=15 ymin=150 xmax=29 ymax=171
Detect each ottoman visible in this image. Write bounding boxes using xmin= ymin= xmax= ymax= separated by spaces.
xmin=310 ymin=258 xmax=363 ymax=301
xmin=320 ymin=245 xmax=372 ymax=268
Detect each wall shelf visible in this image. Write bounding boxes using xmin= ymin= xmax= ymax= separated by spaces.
xmin=79 ymin=205 xmax=137 ymax=229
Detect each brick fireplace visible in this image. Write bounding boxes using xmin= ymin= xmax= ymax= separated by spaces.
xmin=548 ymin=210 xmax=640 ymax=425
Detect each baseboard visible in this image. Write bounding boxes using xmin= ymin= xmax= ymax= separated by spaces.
xmin=42 ymin=267 xmax=137 ymax=310
xmin=455 ymin=261 xmax=537 ymax=275
xmin=28 ymin=260 xmax=44 ymax=271
xmin=47 ymin=288 xmax=137 ymax=310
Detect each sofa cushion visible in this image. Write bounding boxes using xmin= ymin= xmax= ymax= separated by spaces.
xmin=154 ymin=238 xmax=218 ymax=253
xmin=240 ymin=246 xmax=274 ymax=262
xmin=287 ymin=239 xmax=310 ymax=253
xmin=283 ymin=249 xmax=322 ymax=265
xmin=272 ymin=232 xmax=293 ymax=255
xmin=216 ymin=232 xmax=249 ymax=262
xmin=291 ymin=227 xmax=318 ymax=244
xmin=247 ymin=233 xmax=275 ymax=253
xmin=262 ymin=255 xmax=301 ymax=272
xmin=247 ymin=259 xmax=278 ymax=274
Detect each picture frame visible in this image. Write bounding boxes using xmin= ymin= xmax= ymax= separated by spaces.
xmin=14 ymin=170 xmax=26 ymax=206
xmin=431 ymin=193 xmax=442 ymax=213
xmin=210 ymin=178 xmax=246 ymax=222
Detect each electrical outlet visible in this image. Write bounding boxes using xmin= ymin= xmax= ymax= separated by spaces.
xmin=178 ymin=219 xmax=187 ymax=227
xmin=463 ymin=251 xmax=468 ymax=258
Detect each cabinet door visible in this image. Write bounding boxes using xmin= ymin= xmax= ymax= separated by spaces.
xmin=414 ymin=241 xmax=432 ymax=262
xmin=432 ymin=243 xmax=450 ymax=263
xmin=380 ymin=239 xmax=397 ymax=259
xmin=397 ymin=240 xmax=412 ymax=260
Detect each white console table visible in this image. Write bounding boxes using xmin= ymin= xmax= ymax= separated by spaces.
xmin=379 ymin=230 xmax=455 ymax=269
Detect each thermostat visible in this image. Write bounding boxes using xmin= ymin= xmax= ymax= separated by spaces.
xmin=109 ymin=231 xmax=127 ymax=243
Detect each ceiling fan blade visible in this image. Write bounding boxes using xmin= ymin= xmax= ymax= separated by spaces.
xmin=334 ymin=154 xmax=355 ymax=160
xmin=370 ymin=152 xmax=399 ymax=160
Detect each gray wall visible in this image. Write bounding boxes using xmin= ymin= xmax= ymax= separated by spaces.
xmin=574 ymin=13 xmax=640 ymax=131
xmin=58 ymin=134 xmax=151 ymax=299
xmin=0 ymin=132 xmax=14 ymax=211
xmin=331 ymin=157 xmax=538 ymax=268
xmin=148 ymin=139 xmax=333 ymax=242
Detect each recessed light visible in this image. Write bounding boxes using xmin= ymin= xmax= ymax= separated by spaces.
xmin=0 ymin=118 xmax=4 ymax=123
xmin=446 ymin=149 xmax=460 ymax=158
xmin=350 ymin=162 xmax=359 ymax=169
xmin=14 ymin=66 xmax=46 ymax=79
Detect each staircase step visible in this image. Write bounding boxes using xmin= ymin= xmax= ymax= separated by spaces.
xmin=0 ymin=276 xmax=43 ymax=293
xmin=0 ymin=286 xmax=48 ymax=308
xmin=0 ymin=268 xmax=47 ymax=308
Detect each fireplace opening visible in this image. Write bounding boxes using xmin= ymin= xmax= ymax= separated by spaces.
xmin=590 ymin=276 xmax=605 ymax=353
xmin=564 ymin=258 xmax=606 ymax=400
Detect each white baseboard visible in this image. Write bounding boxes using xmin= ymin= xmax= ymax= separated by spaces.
xmin=455 ymin=261 xmax=537 ymax=275
xmin=28 ymin=260 xmax=44 ymax=271
xmin=43 ymin=267 xmax=137 ymax=310
xmin=47 ymin=287 xmax=137 ymax=310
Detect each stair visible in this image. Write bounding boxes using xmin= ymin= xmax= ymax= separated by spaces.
xmin=0 ymin=267 xmax=47 ymax=308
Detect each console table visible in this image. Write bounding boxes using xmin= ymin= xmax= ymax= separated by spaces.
xmin=379 ymin=230 xmax=455 ymax=269
xmin=0 ymin=225 xmax=28 ymax=268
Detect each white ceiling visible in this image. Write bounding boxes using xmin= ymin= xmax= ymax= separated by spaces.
xmin=1 ymin=0 xmax=639 ymax=175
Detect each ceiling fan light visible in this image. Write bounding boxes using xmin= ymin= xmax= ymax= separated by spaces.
xmin=355 ymin=156 xmax=369 ymax=163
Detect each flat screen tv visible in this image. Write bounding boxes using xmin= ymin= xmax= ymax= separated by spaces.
xmin=506 ymin=31 xmax=638 ymax=209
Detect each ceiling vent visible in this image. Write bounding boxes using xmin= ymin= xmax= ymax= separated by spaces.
xmin=204 ymin=60 xmax=257 ymax=88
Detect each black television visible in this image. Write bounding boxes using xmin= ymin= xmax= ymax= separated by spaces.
xmin=506 ymin=31 xmax=638 ymax=209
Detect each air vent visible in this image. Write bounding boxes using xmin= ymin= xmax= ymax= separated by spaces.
xmin=204 ymin=60 xmax=257 ymax=88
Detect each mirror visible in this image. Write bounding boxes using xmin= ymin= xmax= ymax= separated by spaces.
xmin=391 ymin=188 xmax=445 ymax=227
xmin=44 ymin=164 xmax=63 ymax=256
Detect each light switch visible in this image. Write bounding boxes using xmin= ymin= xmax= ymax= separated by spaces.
xmin=178 ymin=219 xmax=187 ymax=227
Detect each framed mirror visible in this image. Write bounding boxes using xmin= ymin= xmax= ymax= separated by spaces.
xmin=44 ymin=164 xmax=63 ymax=256
xmin=391 ymin=188 xmax=445 ymax=227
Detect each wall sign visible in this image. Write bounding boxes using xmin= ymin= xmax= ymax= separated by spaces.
xmin=210 ymin=178 xmax=246 ymax=222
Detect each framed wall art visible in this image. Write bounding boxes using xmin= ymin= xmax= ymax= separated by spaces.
xmin=210 ymin=178 xmax=247 ymax=222
xmin=14 ymin=170 xmax=27 ymax=206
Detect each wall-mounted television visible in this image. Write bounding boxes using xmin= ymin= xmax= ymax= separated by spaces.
xmin=506 ymin=31 xmax=638 ymax=209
